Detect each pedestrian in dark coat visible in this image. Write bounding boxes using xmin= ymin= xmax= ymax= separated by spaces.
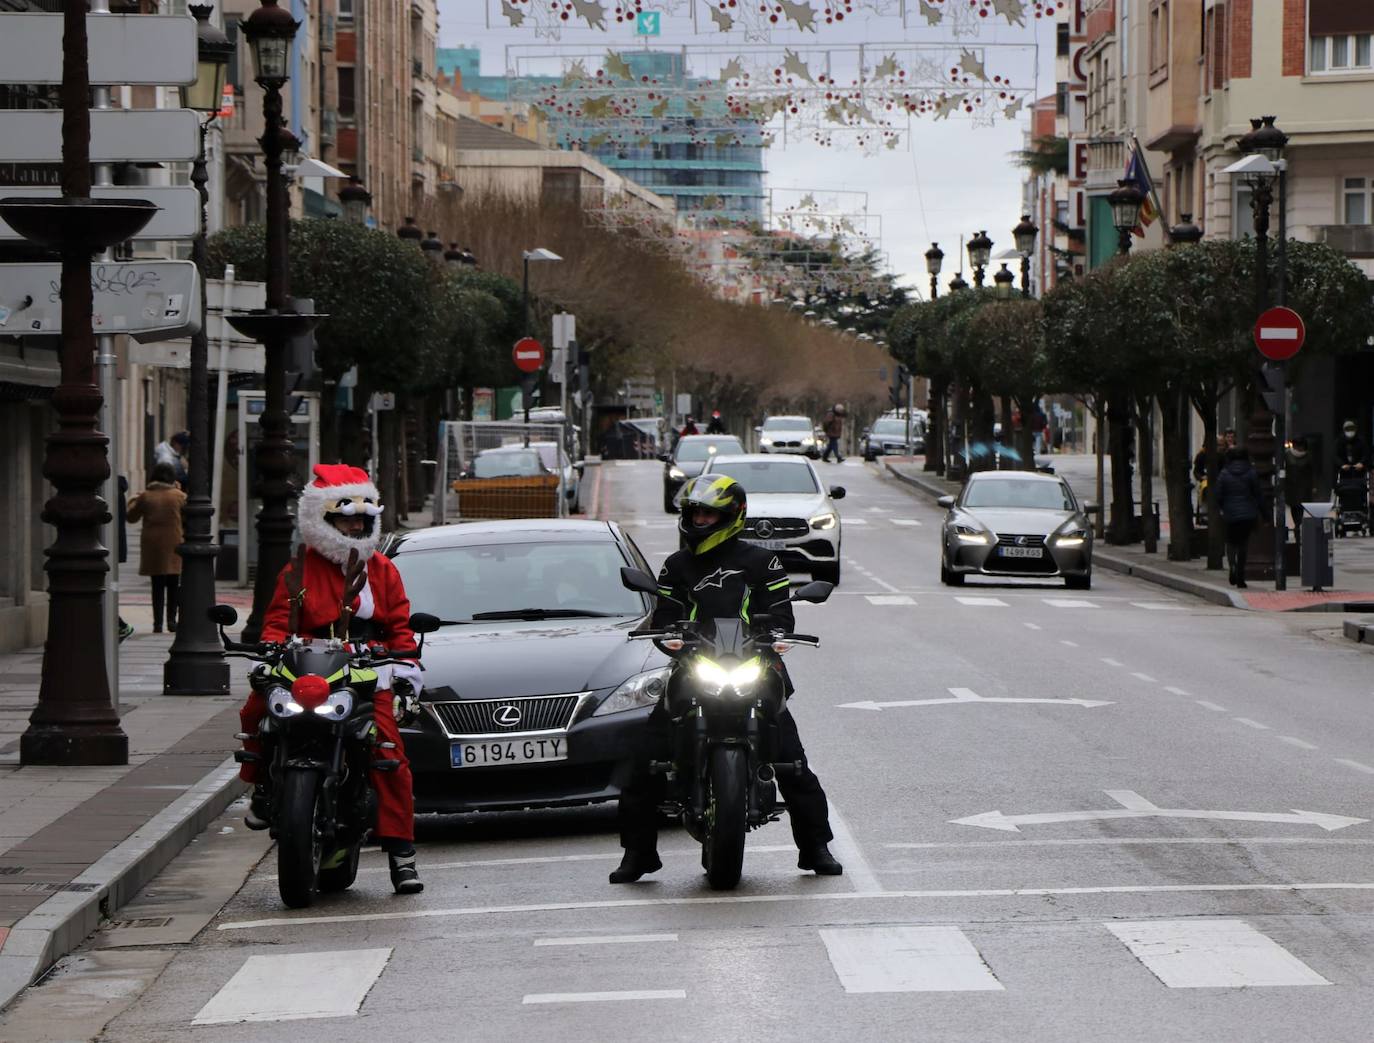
xmin=127 ymin=462 xmax=187 ymax=632
xmin=1284 ymin=437 xmax=1315 ymax=536
xmin=117 ymin=475 xmax=134 ymax=642
xmin=1216 ymin=446 xmax=1261 ymax=588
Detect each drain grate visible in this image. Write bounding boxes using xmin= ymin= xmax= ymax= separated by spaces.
xmin=0 ymin=867 xmax=24 ymax=876
xmin=113 ymin=916 xmax=173 ymax=929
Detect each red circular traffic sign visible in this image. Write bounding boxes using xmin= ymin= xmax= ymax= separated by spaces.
xmin=512 ymin=337 xmax=545 ymax=373
xmin=1253 ymin=306 xmax=1306 ymax=361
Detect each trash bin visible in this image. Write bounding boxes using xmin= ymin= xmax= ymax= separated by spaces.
xmin=1300 ymin=501 xmax=1336 ymax=590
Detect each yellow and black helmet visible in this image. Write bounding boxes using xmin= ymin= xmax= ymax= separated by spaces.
xmin=678 ymin=474 xmax=747 ymax=555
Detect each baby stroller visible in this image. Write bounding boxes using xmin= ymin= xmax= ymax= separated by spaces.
xmin=1334 ymin=468 xmax=1370 ymax=537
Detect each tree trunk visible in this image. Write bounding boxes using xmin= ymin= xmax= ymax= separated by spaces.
xmin=377 ymin=408 xmax=400 ymax=533
xmin=1160 ymin=386 xmax=1195 ymax=561
xmin=1136 ymin=393 xmax=1156 ymax=553
xmin=1015 ymin=393 xmax=1036 ymax=471
xmin=1192 ymin=384 xmax=1225 ymax=570
xmin=972 ymin=389 xmax=996 ymax=473
xmin=1107 ymin=394 xmax=1137 ymax=545
xmin=924 ymin=379 xmax=947 ymax=475
xmin=999 ymin=397 xmax=1015 ymax=471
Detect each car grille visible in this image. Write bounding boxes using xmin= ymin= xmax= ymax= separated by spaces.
xmin=745 ymin=517 xmax=810 ymax=539
xmin=996 ymin=534 xmax=1047 ymax=547
xmin=428 ymin=695 xmax=582 ymax=736
xmin=771 ymin=440 xmax=804 ymax=448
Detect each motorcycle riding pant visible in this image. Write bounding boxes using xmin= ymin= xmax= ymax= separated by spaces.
xmin=617 ymin=704 xmax=834 ymax=854
xmin=237 ymin=689 xmax=415 ymax=843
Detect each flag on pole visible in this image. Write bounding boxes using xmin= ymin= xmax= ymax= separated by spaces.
xmin=1125 ymin=145 xmax=1158 ymax=237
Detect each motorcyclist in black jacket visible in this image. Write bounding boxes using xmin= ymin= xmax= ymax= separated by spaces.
xmin=609 ymin=474 xmax=843 ymax=883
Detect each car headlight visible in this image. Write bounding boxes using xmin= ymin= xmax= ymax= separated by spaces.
xmin=760 ymin=437 xmax=774 ymax=446
xmin=954 ymin=524 xmax=990 ymax=545
xmin=810 ymin=511 xmax=837 ymax=530
xmin=801 ymin=436 xmax=815 ymax=446
xmin=267 ymin=685 xmax=304 ymax=718
xmin=692 ymin=656 xmax=763 ymax=697
xmin=316 ymin=688 xmax=355 ymax=719
xmin=668 ymin=467 xmax=686 ymax=480
xmin=593 ymin=667 xmax=670 ymax=716
xmin=1055 ymin=527 xmax=1090 ymax=547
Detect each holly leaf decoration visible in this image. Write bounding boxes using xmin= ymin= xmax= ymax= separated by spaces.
xmin=709 ymin=6 xmax=733 ymax=30
xmin=720 ymin=57 xmax=745 ymax=82
xmin=933 ymin=93 xmax=965 ymax=120
xmin=778 ymin=0 xmax=817 ymax=31
xmin=1003 ymin=97 xmax=1024 ymax=120
xmin=783 ymin=49 xmax=815 ymax=84
xmin=570 ymin=0 xmax=607 ymax=30
xmin=918 ymin=0 xmax=942 ymax=26
xmin=992 ymin=0 xmax=1027 ymax=26
xmin=959 ymin=49 xmax=987 ymax=81
xmin=500 ymin=0 xmax=525 ymax=27
xmin=604 ymin=51 xmax=633 ymax=81
xmin=874 ymin=53 xmax=900 ymax=80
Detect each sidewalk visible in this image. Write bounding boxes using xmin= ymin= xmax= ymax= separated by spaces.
xmin=0 ymin=537 xmax=249 ymax=1011
xmin=881 ymin=455 xmax=1374 ymax=614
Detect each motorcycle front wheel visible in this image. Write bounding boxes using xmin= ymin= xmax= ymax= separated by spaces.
xmin=318 ymin=842 xmax=361 ymax=894
xmin=703 ymin=746 xmax=747 ymax=891
xmin=277 ymin=771 xmax=324 ymax=908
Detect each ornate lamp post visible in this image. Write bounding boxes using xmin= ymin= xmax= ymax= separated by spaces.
xmin=1170 ymin=213 xmax=1203 ymax=245
xmin=420 ymin=229 xmax=444 ymax=261
xmin=1108 ymin=180 xmax=1145 ymax=255
xmin=924 ymin=242 xmax=943 ymax=300
xmin=520 ymin=248 xmax=563 ymax=423
xmin=164 ymin=3 xmax=232 ymax=696
xmin=1013 ymin=214 xmax=1038 ymax=297
xmin=947 ymin=272 xmax=969 ymax=293
xmin=993 ymin=263 xmax=1016 ymax=301
xmin=967 ymin=230 xmax=992 ymax=287
xmin=397 ymin=216 xmax=423 ymax=244
xmin=338 ymin=176 xmax=371 ymax=226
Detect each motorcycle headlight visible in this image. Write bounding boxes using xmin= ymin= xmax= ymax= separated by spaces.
xmin=954 ymin=524 xmax=990 ymax=544
xmin=315 ymin=688 xmax=355 ymax=719
xmin=594 ymin=667 xmax=670 ymax=717
xmin=810 ymin=511 xmax=837 ymax=530
xmin=267 ymin=685 xmax=304 ymax=718
xmin=668 ymin=467 xmax=686 ymax=480
xmin=692 ymin=657 xmax=763 ymax=697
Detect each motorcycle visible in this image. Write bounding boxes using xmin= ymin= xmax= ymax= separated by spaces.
xmin=619 ymin=567 xmax=833 ymax=890
xmin=213 ymin=602 xmax=441 ymax=909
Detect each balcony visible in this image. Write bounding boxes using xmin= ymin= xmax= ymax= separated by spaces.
xmin=1315 ymin=225 xmax=1374 ymax=258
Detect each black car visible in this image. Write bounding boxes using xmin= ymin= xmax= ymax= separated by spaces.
xmin=385 ymin=520 xmax=668 ymax=813
xmin=661 ymin=434 xmax=746 ymax=512
xmin=861 ymin=416 xmax=926 ymax=461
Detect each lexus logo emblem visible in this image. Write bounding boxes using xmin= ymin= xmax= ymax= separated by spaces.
xmin=492 ymin=705 xmax=522 ymax=728
xmin=754 ymin=519 xmax=775 ymax=539
xmin=1016 ymin=535 xmax=1029 ymax=546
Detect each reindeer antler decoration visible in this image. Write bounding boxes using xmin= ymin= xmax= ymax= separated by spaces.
xmin=284 ymin=545 xmax=307 ymax=636
xmin=334 ymin=548 xmax=368 ymax=639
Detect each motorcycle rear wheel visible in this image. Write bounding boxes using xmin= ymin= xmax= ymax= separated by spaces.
xmin=703 ymin=746 xmax=747 ymax=891
xmin=277 ymin=771 xmax=324 ymax=909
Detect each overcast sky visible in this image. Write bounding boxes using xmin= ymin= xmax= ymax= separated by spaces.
xmin=438 ymin=3 xmax=1058 ymax=296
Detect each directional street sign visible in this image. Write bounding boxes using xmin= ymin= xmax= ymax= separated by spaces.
xmin=0 ymin=260 xmax=201 ymax=341
xmin=512 ymin=336 xmax=545 ymax=373
xmin=840 ymin=687 xmax=1111 ymax=711
xmin=0 ymin=14 xmax=195 ymax=85
xmin=0 ymin=109 xmax=201 ymax=164
xmin=950 ymin=789 xmax=1367 ymax=833
xmin=0 ymin=186 xmax=199 ymax=241
xmin=1253 ymin=306 xmax=1306 ymax=361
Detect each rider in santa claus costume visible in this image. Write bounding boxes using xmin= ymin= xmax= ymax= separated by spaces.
xmin=237 ymin=464 xmax=424 ymax=895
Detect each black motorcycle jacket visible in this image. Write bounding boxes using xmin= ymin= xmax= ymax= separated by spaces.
xmin=651 ymin=539 xmax=794 ymax=631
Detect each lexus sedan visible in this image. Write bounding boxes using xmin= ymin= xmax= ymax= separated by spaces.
xmin=699 ymin=453 xmax=844 ymax=584
xmin=938 ymin=471 xmax=1095 ymax=589
xmin=757 ymin=415 xmax=820 ymax=458
xmin=661 ymin=433 xmax=745 ymax=512
xmin=386 ymin=520 xmax=667 ymax=813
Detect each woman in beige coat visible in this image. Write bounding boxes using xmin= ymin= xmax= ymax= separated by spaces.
xmin=127 ymin=462 xmax=187 ymax=632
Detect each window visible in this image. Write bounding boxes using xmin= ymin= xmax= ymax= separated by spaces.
xmin=1344 ymin=178 xmax=1373 ymax=225
xmin=1311 ymin=34 xmax=1374 ymax=72
xmin=1310 ymin=0 xmax=1374 ymax=73
xmin=337 ymin=67 xmax=355 ymax=118
xmin=338 ymin=0 xmax=354 ymax=22
xmin=1149 ymin=0 xmax=1170 ymax=74
xmin=1057 ymin=22 xmax=1070 ymax=57
xmin=1233 ymin=184 xmax=1255 ymax=239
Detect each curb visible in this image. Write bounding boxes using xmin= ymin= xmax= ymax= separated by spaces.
xmin=1343 ymin=619 xmax=1374 ymax=645
xmin=0 ymin=757 xmax=245 ymax=1012
xmin=880 ymin=459 xmax=1247 ymax=610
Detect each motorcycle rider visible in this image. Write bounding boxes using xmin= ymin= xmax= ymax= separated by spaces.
xmin=610 ymin=474 xmax=843 ymax=883
xmin=236 ymin=464 xmax=424 ymax=895
xmin=705 ymin=410 xmax=727 ymax=435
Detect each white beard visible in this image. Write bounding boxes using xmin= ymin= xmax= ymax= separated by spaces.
xmin=297 ymin=480 xmax=381 ymax=565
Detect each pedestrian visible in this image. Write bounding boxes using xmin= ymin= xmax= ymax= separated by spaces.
xmin=1284 ymin=436 xmax=1315 ymax=537
xmin=821 ymin=403 xmax=846 ymax=463
xmin=127 ymin=462 xmax=187 ymax=632
xmin=1216 ymin=446 xmax=1261 ymax=588
xmin=154 ymin=430 xmax=190 ymax=488
xmin=116 ymin=475 xmax=134 ymax=642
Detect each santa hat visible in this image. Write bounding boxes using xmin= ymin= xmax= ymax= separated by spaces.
xmin=298 ymin=464 xmax=384 ymax=565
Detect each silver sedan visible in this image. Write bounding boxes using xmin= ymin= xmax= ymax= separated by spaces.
xmin=938 ymin=471 xmax=1097 ymax=590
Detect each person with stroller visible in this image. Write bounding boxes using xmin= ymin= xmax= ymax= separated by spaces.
xmin=1335 ymin=420 xmax=1369 ymax=535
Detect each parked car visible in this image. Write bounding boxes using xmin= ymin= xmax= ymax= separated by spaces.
xmin=861 ymin=415 xmax=926 ymax=460
xmin=385 ymin=520 xmax=668 ymax=813
xmin=699 ymin=453 xmax=844 ymax=584
xmin=661 ymin=434 xmax=746 ymax=512
xmin=530 ymin=440 xmax=584 ymax=514
xmin=756 ymin=415 xmax=819 ymax=458
xmin=937 ymin=471 xmax=1095 ymax=589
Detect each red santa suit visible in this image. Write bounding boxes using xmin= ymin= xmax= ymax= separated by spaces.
xmin=237 ymin=464 xmax=418 ymax=844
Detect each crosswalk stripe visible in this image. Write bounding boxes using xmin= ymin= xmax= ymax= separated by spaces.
xmin=865 ymin=594 xmax=915 ymax=606
xmin=534 ymin=933 xmax=678 ymax=947
xmin=843 ymin=517 xmax=869 ymax=525
xmin=955 ymin=596 xmax=1008 ymax=607
xmin=891 ymin=519 xmax=922 ymax=527
xmin=523 ymin=990 xmax=686 ymax=1004
xmin=192 ymin=948 xmax=392 ymax=1025
xmin=1106 ymin=920 xmax=1330 ymax=988
xmin=1132 ymin=601 xmax=1186 ymax=610
xmin=820 ymin=926 xmax=1004 ymax=993
xmin=1043 ymin=598 xmax=1096 ymax=608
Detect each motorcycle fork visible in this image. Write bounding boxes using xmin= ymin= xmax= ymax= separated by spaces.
xmin=689 ymin=708 xmax=710 ymax=824
xmin=743 ymin=709 xmax=762 ymax=827
xmin=317 ymin=730 xmax=347 ymax=842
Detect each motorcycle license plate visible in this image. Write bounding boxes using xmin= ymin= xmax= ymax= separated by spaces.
xmin=744 ymin=539 xmax=786 ymax=550
xmin=450 ymin=738 xmax=566 ymax=768
xmin=999 ymin=546 xmax=1043 ymax=558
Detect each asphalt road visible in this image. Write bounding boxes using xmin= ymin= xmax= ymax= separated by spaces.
xmin=10 ymin=458 xmax=1374 ymax=1042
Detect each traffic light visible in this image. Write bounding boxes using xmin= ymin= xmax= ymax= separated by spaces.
xmin=1257 ymin=361 xmax=1285 ymax=414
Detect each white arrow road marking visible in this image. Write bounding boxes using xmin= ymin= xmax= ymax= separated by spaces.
xmin=840 ymin=687 xmax=1112 ymax=711
xmin=1107 ymin=920 xmax=1329 ymax=988
xmin=193 ymin=949 xmax=392 ymax=1025
xmin=950 ymin=790 xmax=1368 ymax=833
xmin=821 ymin=926 xmax=1003 ymax=993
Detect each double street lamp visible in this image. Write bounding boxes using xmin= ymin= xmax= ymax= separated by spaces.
xmin=521 ymin=248 xmax=563 ymax=422
xmin=967 ymin=230 xmax=993 ymax=287
xmin=1013 ymin=214 xmax=1038 ymax=297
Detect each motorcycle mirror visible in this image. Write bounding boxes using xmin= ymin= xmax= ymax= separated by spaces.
xmin=790 ymin=581 xmax=834 ymax=604
xmin=828 ymin=486 xmax=846 ymax=500
xmin=209 ymin=604 xmax=238 ymax=627
xmin=620 ymin=566 xmax=660 ymax=596
xmin=409 ymin=612 xmax=441 ymax=635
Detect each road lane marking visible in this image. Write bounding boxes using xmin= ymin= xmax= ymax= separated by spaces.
xmin=843 ymin=517 xmax=869 ymax=525
xmin=891 ymin=519 xmax=922 ymax=527
xmin=839 ymin=687 xmax=1111 ymax=711
xmin=1196 ymin=700 xmax=1228 ymax=712
xmin=867 ymin=506 xmax=890 ymax=513
xmin=1106 ymin=920 xmax=1329 ymax=989
xmin=1164 ymin=686 xmax=1189 ymax=696
xmin=1131 ymin=602 xmax=1186 ymax=610
xmin=1234 ymin=717 xmax=1271 ymax=730
xmin=1023 ymin=622 xmax=1042 ymax=630
xmin=824 ymin=800 xmax=882 ymax=894
xmin=192 ymin=948 xmax=391 ymax=1025
xmin=868 ymin=575 xmax=902 ymax=593
xmin=955 ymin=596 xmax=1008 ymax=607
xmin=534 ymin=934 xmax=678 ymax=947
xmin=313 ymin=847 xmax=799 ymax=880
xmin=1280 ymin=737 xmax=1319 ymax=750
xmin=1100 ymin=658 xmax=1123 ymax=667
xmin=1335 ymin=758 xmax=1374 ymax=775
xmin=523 ymin=991 xmax=685 ymax=1004
xmin=820 ymin=926 xmax=1003 ymax=993
xmin=1044 ymin=599 xmax=1095 ymax=609
xmin=1131 ymin=673 xmax=1158 ymax=683
xmin=1060 ymin=640 xmax=1079 ymax=647
xmin=865 ymin=595 xmax=914 ymax=606
xmin=883 ymin=836 xmax=1374 ymax=851
xmin=216 ymin=882 xmax=1374 ymax=932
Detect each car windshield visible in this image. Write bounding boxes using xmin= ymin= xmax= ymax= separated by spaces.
xmin=708 ymin=460 xmax=819 ymax=495
xmin=676 ymin=437 xmax=743 ymax=462
xmin=392 ymin=540 xmax=646 ymax=622
xmin=763 ymin=417 xmax=810 ymax=432
xmin=471 ymin=450 xmax=544 ymax=478
xmin=963 ymin=479 xmax=1075 ymax=511
xmin=871 ymin=419 xmax=909 ymax=436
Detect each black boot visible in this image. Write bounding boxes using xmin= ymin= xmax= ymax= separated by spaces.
xmin=244 ymin=785 xmax=271 ymax=831
xmin=388 ymin=847 xmax=424 ymax=895
xmin=609 ymin=849 xmax=662 ymax=884
xmin=798 ymin=844 xmax=844 ymax=876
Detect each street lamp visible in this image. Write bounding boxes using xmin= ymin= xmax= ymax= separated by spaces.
xmin=1108 ymin=180 xmax=1145 ymax=255
xmin=948 ymin=272 xmax=969 ymax=293
xmin=925 ymin=242 xmax=943 ymax=300
xmin=1170 ymin=213 xmax=1203 ymax=245
xmin=397 ymin=216 xmax=422 ymax=243
xmin=521 ymin=247 xmax=563 ymax=422
xmin=1013 ymin=214 xmax=1038 ymax=297
xmin=420 ymin=229 xmax=444 ymax=262
xmin=967 ymin=230 xmax=993 ymax=287
xmin=338 ymin=176 xmax=371 ymax=226
xmin=993 ymin=263 xmax=1016 ymax=300
xmin=164 ymin=3 xmax=232 ymax=696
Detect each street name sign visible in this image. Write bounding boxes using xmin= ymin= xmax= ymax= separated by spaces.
xmin=0 ymin=260 xmax=200 ymax=341
xmin=1254 ymin=306 xmax=1305 ymax=360
xmin=0 ymin=185 xmax=199 ymax=241
xmin=512 ymin=337 xmax=545 ymax=373
xmin=0 ymin=14 xmax=196 ymax=85
xmin=0 ymin=109 xmax=201 ymax=164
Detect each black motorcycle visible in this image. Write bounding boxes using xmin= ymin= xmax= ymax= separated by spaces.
xmin=619 ymin=568 xmax=832 ymax=890
xmin=213 ymin=604 xmax=440 ymax=908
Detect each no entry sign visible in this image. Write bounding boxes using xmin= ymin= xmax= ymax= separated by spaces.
xmin=512 ymin=337 xmax=545 ymax=373
xmin=1253 ymin=306 xmax=1306 ymax=361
